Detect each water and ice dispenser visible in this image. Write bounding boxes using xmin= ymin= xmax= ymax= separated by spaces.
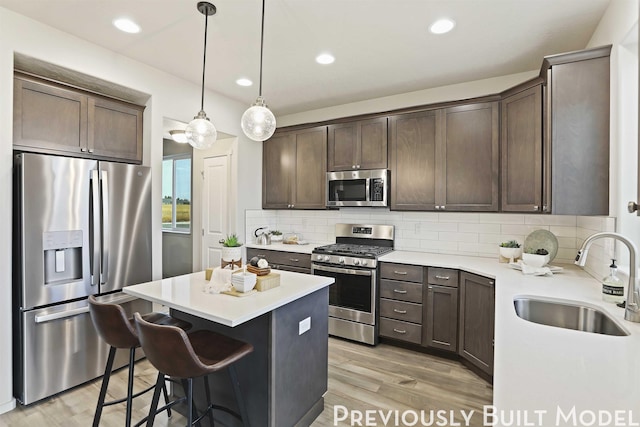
xmin=42 ymin=230 xmax=83 ymax=285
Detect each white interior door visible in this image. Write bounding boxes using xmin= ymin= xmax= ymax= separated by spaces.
xmin=201 ymin=156 xmax=229 ymax=268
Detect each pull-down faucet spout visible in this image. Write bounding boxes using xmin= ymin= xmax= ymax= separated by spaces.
xmin=575 ymin=232 xmax=640 ymax=323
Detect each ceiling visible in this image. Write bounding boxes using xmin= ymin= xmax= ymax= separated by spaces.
xmin=0 ymin=0 xmax=611 ymax=117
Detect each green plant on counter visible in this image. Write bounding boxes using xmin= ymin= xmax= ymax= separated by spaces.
xmin=525 ymin=248 xmax=548 ymax=255
xmin=271 ymin=230 xmax=282 ymax=236
xmin=499 ymin=240 xmax=521 ymax=248
xmin=219 ymin=233 xmax=242 ymax=247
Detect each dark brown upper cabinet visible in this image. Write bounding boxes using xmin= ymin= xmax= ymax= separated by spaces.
xmin=13 ymin=73 xmax=144 ymax=163
xmin=440 ymin=102 xmax=499 ymax=211
xmin=542 ymin=45 xmax=611 ymax=215
xmin=500 ymin=83 xmax=543 ymax=212
xmin=389 ymin=101 xmax=499 ymax=211
xmin=262 ymin=126 xmax=327 ymax=210
xmin=389 ymin=110 xmax=438 ymax=210
xmin=327 ymin=117 xmax=387 ymax=171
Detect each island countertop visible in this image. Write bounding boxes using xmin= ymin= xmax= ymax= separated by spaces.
xmin=123 ymin=269 xmax=334 ymax=327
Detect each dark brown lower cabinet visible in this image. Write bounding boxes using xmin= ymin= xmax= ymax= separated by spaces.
xmin=458 ymin=272 xmax=495 ymax=377
xmin=424 ymin=285 xmax=458 ymax=352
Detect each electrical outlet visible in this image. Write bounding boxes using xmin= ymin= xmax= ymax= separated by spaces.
xmin=299 ymin=317 xmax=311 ymax=335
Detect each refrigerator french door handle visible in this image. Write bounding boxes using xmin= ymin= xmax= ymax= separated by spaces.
xmin=35 ymin=306 xmax=90 ymax=323
xmin=100 ymin=170 xmax=109 ymax=285
xmin=90 ymin=170 xmax=101 ymax=286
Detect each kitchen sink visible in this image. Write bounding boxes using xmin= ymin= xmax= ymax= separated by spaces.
xmin=513 ymin=296 xmax=630 ymax=336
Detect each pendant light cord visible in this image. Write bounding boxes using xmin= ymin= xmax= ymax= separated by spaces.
xmin=200 ymin=10 xmax=209 ymax=112
xmin=259 ymin=0 xmax=266 ymax=97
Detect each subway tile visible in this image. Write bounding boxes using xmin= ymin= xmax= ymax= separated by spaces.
xmin=480 ymin=213 xmax=525 ymax=224
xmin=576 ymin=216 xmax=604 ymax=230
xmin=458 ymin=223 xmax=501 ymax=234
xmin=525 ymin=215 xmax=577 ymax=226
xmin=556 ymin=237 xmax=577 ymax=249
xmin=402 ymin=212 xmax=439 ymax=222
xmin=395 ymin=238 xmax=421 ymax=250
xmin=550 ymin=226 xmax=577 ymax=238
xmin=438 ymin=232 xmax=479 ymax=243
xmin=501 ymin=224 xmax=548 ymax=235
xmin=438 ymin=213 xmax=479 ymax=223
xmin=420 ymin=240 xmax=458 ymax=251
xmin=418 ymin=222 xmax=458 ymax=232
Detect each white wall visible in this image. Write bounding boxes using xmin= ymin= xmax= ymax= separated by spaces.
xmin=587 ymin=0 xmax=639 ymax=272
xmin=0 ymin=6 xmax=261 ymax=412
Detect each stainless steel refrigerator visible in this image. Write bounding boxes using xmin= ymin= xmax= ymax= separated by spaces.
xmin=13 ymin=152 xmax=153 ymax=405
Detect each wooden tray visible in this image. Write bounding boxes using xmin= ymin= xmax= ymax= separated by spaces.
xmin=255 ymin=272 xmax=280 ymax=291
xmin=246 ymin=264 xmax=271 ymax=276
xmin=222 ymin=288 xmax=257 ymax=297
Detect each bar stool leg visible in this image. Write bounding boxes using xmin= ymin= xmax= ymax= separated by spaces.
xmin=229 ymin=366 xmax=250 ymax=426
xmin=93 ymin=346 xmax=117 ymax=427
xmin=125 ymin=348 xmax=136 ymax=427
xmin=161 ymin=378 xmax=172 ymax=418
xmin=203 ymin=376 xmax=215 ymax=426
xmin=146 ymin=373 xmax=165 ymax=427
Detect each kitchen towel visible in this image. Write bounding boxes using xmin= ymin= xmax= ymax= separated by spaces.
xmin=203 ymin=266 xmax=236 ymax=293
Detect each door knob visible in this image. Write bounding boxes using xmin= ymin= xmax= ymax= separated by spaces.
xmin=628 ymin=201 xmax=638 ymax=213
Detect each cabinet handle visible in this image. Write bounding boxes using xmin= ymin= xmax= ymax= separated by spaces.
xmin=393 ymin=289 xmax=407 ymax=294
xmin=440 ymin=205 xmax=445 ymax=210
xmin=289 ymin=258 xmax=299 ymax=263
xmin=393 ymin=309 xmax=407 ymax=314
xmin=533 ymin=205 xmax=539 ymax=210
xmin=291 ymin=204 xmax=294 ymax=208
xmin=256 ymin=254 xmax=266 ymax=258
xmin=543 ymin=204 xmax=548 ymax=212
xmin=88 ymin=149 xmax=94 ymax=153
xmin=80 ymin=148 xmax=87 ymax=152
xmin=434 ymin=275 xmax=450 ymax=280
xmin=357 ymin=165 xmax=360 ymax=169
xmin=393 ymin=270 xmax=408 ymax=275
xmin=352 ymin=165 xmax=356 ymax=169
xmin=489 ymin=281 xmax=495 ymax=285
xmin=393 ymin=328 xmax=407 ymax=334
xmin=435 ymin=205 xmax=440 ymax=210
xmin=428 ymin=286 xmax=433 ymax=290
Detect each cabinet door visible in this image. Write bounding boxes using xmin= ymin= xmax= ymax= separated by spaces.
xmin=550 ymin=56 xmax=609 ymax=215
xmin=358 ymin=117 xmax=388 ymax=170
xmin=263 ymin=133 xmax=294 ymax=209
xmin=501 ymin=86 xmax=542 ymax=212
xmin=424 ymin=285 xmax=458 ymax=352
xmin=441 ymin=102 xmax=499 ymax=211
xmin=389 ymin=110 xmax=438 ymax=210
xmin=328 ymin=122 xmax=358 ymax=171
xmin=458 ymin=272 xmax=494 ymax=376
xmin=88 ymin=97 xmax=143 ymax=163
xmin=13 ymin=76 xmax=88 ymax=154
xmin=292 ymin=126 xmax=327 ymax=209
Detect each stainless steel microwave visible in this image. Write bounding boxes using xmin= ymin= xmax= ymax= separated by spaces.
xmin=326 ymin=169 xmax=388 ymax=207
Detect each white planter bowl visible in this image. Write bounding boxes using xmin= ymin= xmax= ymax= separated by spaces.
xmin=499 ymin=247 xmax=521 ymax=261
xmin=221 ymin=246 xmax=242 ymax=262
xmin=522 ymin=253 xmax=550 ymax=268
xmin=232 ymin=272 xmax=257 ymax=292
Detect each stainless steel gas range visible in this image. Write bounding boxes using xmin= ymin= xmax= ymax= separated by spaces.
xmin=311 ymin=224 xmax=394 ymax=345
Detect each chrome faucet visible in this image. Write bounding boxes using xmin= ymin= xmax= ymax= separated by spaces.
xmin=575 ymin=232 xmax=640 ymax=323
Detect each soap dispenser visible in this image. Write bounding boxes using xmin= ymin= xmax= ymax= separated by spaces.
xmin=602 ymin=259 xmax=625 ymax=304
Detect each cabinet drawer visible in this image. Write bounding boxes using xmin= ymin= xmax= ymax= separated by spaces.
xmin=246 ymin=248 xmax=311 ymax=269
xmin=380 ymin=298 xmax=422 ymax=324
xmin=427 ymin=268 xmax=459 ymax=287
xmin=380 ymin=318 xmax=422 ymax=344
xmin=380 ymin=279 xmax=422 ymax=303
xmin=380 ymin=263 xmax=423 ymax=283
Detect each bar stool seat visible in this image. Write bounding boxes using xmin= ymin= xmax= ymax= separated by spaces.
xmin=88 ymin=295 xmax=192 ymax=427
xmin=133 ymin=312 xmax=254 ymax=426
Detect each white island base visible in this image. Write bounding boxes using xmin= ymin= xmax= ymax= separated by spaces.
xmin=123 ymin=270 xmax=333 ymax=427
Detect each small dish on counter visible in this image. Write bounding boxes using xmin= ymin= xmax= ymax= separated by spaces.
xmin=509 ymin=260 xmax=564 ymax=273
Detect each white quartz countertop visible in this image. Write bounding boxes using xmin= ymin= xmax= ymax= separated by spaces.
xmin=381 ymin=250 xmax=640 ymax=425
xmin=123 ymin=270 xmax=333 ymax=327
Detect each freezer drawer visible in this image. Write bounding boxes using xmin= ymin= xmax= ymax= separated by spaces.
xmin=15 ymin=294 xmax=151 ymax=405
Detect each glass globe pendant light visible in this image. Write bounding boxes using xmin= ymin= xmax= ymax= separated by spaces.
xmin=186 ymin=2 xmax=218 ymax=149
xmin=241 ymin=0 xmax=276 ymax=142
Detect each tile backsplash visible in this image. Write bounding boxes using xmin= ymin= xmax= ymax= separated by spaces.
xmin=245 ymin=209 xmax=616 ymax=279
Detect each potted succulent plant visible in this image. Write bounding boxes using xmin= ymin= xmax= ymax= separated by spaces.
xmin=522 ymin=248 xmax=549 ymax=268
xmin=499 ymin=240 xmax=522 ymax=263
xmin=270 ymin=230 xmax=283 ymax=242
xmin=219 ymin=233 xmax=243 ymax=263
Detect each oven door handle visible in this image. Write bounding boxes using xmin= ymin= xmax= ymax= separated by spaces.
xmin=312 ymin=264 xmax=373 ymax=277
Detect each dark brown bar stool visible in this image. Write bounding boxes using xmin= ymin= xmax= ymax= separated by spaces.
xmin=88 ymin=295 xmax=192 ymax=427
xmin=133 ymin=312 xmax=254 ymax=426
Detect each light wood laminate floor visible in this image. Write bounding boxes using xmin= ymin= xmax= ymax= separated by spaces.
xmin=0 ymin=338 xmax=492 ymax=426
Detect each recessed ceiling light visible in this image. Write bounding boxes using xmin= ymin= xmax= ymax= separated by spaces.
xmin=113 ymin=18 xmax=141 ymax=34
xmin=236 ymin=78 xmax=253 ymax=87
xmin=316 ymin=53 xmax=335 ymax=65
xmin=430 ymin=18 xmax=455 ymax=35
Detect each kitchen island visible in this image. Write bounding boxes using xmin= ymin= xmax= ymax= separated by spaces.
xmin=123 ymin=269 xmax=334 ymax=427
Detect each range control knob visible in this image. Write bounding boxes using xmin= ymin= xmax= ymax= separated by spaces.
xmin=338 ymin=257 xmax=346 ymax=264
xmin=353 ymin=259 xmax=361 ymax=266
xmin=323 ymin=255 xmax=330 ymax=262
xmin=316 ymin=254 xmax=323 ymax=261
xmin=361 ymin=259 xmax=368 ymax=267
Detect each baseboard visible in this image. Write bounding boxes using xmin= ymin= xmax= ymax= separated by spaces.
xmin=0 ymin=398 xmax=16 ymax=415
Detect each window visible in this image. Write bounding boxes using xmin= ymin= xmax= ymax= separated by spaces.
xmin=162 ymin=154 xmax=191 ymax=232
